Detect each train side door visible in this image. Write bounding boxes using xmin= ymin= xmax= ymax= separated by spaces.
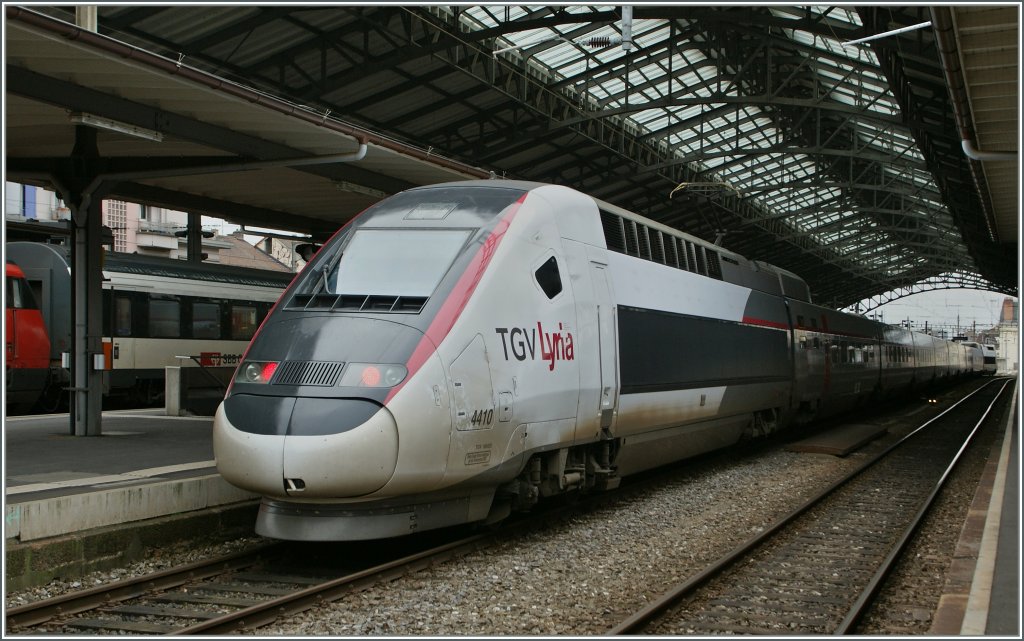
xmin=5 ymin=276 xmax=17 ymax=368
xmin=591 ymin=262 xmax=618 ymax=435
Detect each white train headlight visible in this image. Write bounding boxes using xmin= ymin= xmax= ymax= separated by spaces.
xmin=237 ymin=361 xmax=279 ymax=384
xmin=339 ymin=363 xmax=408 ymax=388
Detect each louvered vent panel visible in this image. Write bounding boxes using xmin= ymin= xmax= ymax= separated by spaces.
xmin=275 ymin=361 xmax=344 ymax=386
xmin=600 ymin=210 xmax=626 ymax=253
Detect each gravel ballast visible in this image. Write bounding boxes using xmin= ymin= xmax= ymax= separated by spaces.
xmin=5 ymin=386 xmax=1004 ymax=635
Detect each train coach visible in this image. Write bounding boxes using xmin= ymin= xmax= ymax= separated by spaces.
xmin=961 ymin=341 xmax=996 ymax=375
xmin=5 ymin=241 xmax=294 ymax=411
xmin=212 ymin=180 xmax=982 ymax=541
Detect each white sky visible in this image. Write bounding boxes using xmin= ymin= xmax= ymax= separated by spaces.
xmin=855 ymin=289 xmax=1016 ymax=333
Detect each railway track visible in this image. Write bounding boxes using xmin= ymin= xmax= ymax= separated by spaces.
xmin=7 ymin=380 xmax=1009 ymax=636
xmin=9 ymin=483 xmax=631 ymax=636
xmin=6 ymin=424 xmax=770 ymax=635
xmin=5 ymin=531 xmax=500 ymax=635
xmin=609 ymin=377 xmax=1014 ymax=635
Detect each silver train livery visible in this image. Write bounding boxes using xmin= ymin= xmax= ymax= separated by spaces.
xmin=213 ymin=180 xmax=986 ymax=541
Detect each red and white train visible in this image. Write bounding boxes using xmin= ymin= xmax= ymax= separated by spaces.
xmin=5 ymin=260 xmax=51 ymax=412
xmin=212 ymin=180 xmax=987 ymax=541
xmin=5 ymin=242 xmax=292 ymax=412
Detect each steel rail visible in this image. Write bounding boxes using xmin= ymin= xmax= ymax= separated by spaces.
xmin=607 ymin=378 xmax=1007 ymax=635
xmin=9 ymin=452 xmax=662 ymax=635
xmin=5 ymin=542 xmax=281 ymax=629
xmin=169 ymin=532 xmax=491 ymax=635
xmin=835 ymin=377 xmax=1013 ymax=633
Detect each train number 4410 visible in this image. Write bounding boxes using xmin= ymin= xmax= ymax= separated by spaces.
xmin=470 ymin=408 xmax=494 ymax=426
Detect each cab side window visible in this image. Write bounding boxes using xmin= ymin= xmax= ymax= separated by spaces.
xmin=535 ymin=256 xmax=562 ymax=299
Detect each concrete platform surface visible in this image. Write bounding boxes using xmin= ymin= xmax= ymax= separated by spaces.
xmin=4 ymin=409 xmax=257 ymax=543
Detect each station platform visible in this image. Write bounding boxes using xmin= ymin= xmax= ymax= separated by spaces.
xmin=3 ymin=398 xmax=1019 ymax=634
xmin=4 ymin=408 xmax=258 ymax=589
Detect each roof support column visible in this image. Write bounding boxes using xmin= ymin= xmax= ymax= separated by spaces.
xmin=62 ymin=125 xmax=107 ymax=436
xmin=186 ymin=212 xmax=204 ymax=263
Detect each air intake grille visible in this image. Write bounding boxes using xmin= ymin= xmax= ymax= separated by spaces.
xmin=274 ymin=361 xmax=344 ymax=386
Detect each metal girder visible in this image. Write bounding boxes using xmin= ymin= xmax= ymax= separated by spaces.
xmin=642 ymin=145 xmax=928 ymax=173
xmin=850 ymin=270 xmax=1014 ymax=313
xmin=858 ymin=5 xmax=1016 ymax=294
xmin=22 ymin=5 xmax=1013 ymax=309
xmin=555 ymin=94 xmax=907 ymax=131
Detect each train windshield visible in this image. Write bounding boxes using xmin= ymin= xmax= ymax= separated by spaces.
xmin=5 ymin=274 xmax=39 ymax=310
xmin=326 ymin=229 xmax=471 ymax=297
xmin=290 ymin=186 xmax=526 ymax=309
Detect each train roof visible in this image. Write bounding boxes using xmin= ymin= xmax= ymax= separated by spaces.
xmin=409 ymin=180 xmax=811 ymax=302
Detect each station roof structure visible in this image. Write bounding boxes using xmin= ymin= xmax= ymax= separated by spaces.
xmin=4 ymin=5 xmax=1019 ymax=310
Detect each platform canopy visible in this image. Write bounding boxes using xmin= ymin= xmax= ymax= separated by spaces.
xmin=4 ymin=5 xmax=1018 ymax=309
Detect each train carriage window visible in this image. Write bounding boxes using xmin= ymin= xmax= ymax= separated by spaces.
xmin=149 ymin=299 xmax=180 ymax=338
xmin=193 ymin=302 xmax=222 ymax=339
xmin=114 ymin=296 xmax=132 ymax=337
xmin=231 ymin=305 xmax=258 ymax=340
xmin=534 ymin=256 xmax=563 ymax=300
xmin=813 ymin=337 xmax=821 ymax=349
xmin=6 ymin=274 xmax=38 ymax=309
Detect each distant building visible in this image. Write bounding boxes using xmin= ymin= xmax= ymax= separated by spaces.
xmin=258 ymin=236 xmax=310 ymax=273
xmin=218 ymin=232 xmax=292 ymax=272
xmin=5 ymin=182 xmax=289 ymax=272
xmin=996 ymin=298 xmax=1019 ymax=375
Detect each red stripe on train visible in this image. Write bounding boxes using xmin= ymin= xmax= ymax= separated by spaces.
xmin=385 ymin=193 xmax=527 ymax=404
xmin=742 ymin=316 xmax=790 ymax=330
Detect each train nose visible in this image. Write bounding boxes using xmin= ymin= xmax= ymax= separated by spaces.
xmin=214 ymin=395 xmax=398 ymax=498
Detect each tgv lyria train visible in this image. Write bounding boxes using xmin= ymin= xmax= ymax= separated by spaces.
xmin=213 ymin=180 xmax=984 ymax=541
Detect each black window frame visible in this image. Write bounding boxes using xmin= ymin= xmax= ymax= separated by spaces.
xmin=534 ymin=256 xmax=563 ymax=300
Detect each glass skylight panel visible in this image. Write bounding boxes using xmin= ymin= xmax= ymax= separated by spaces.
xmin=634 ymin=110 xmax=670 ymax=129
xmin=455 ymin=5 xmax=958 ymax=281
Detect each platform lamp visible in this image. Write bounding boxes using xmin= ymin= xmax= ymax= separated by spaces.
xmin=68 ymin=112 xmax=164 ymax=142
